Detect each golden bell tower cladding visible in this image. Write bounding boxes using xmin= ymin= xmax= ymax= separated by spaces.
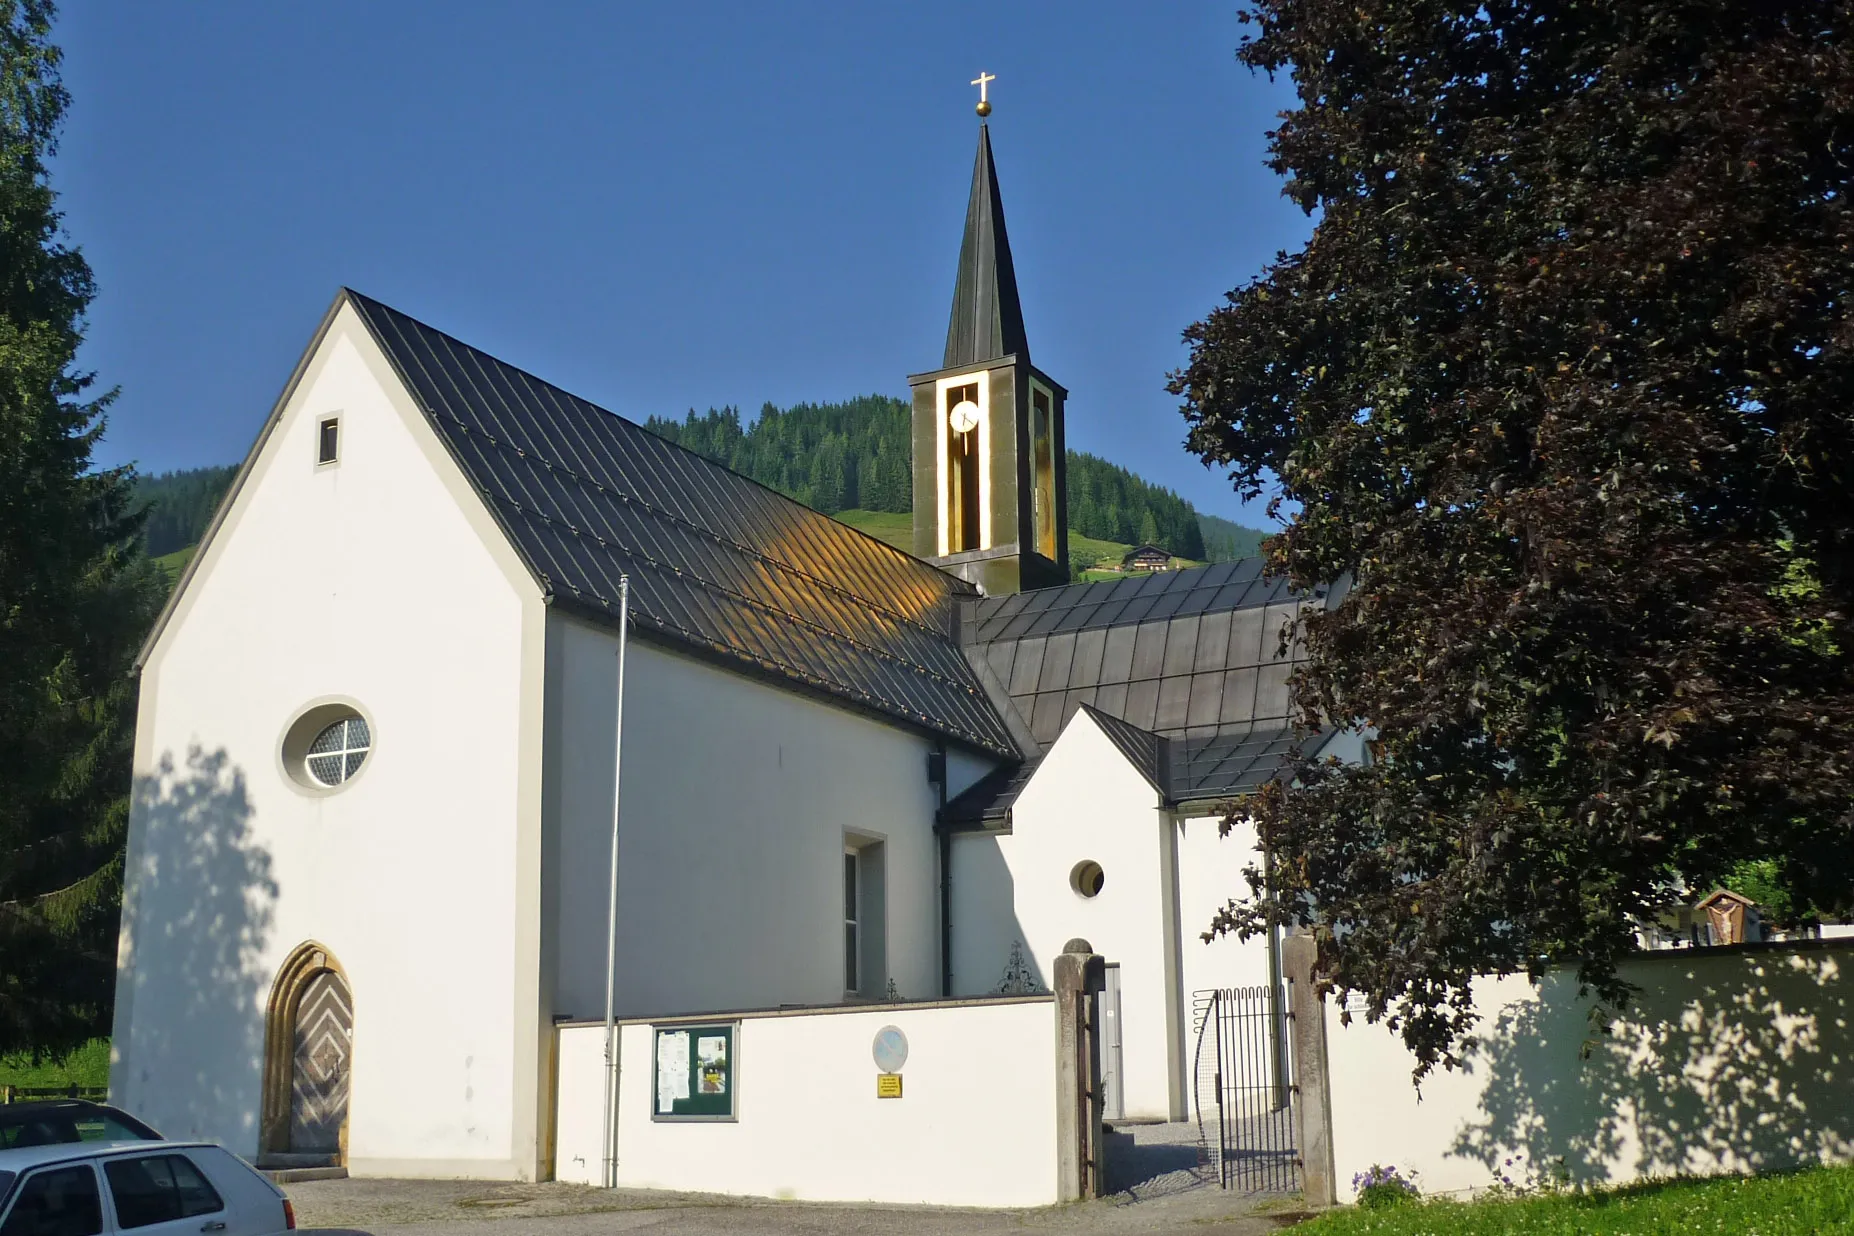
xmin=909 ymin=112 xmax=1068 ymax=595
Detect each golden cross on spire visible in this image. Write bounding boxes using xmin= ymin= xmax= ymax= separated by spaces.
xmin=971 ymin=71 xmax=995 ymax=117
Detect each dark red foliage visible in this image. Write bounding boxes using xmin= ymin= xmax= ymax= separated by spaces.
xmin=1171 ymin=0 xmax=1854 ymax=1073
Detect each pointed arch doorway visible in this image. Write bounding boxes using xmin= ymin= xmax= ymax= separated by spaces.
xmin=260 ymin=942 xmax=354 ymax=1166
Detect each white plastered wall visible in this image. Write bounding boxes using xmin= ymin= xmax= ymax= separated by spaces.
xmin=950 ymin=710 xmax=1182 ymax=1119
xmin=546 ymin=617 xmax=947 ymax=1021
xmin=1175 ymin=813 xmax=1272 ymax=1000
xmin=554 ymin=999 xmax=1059 ymax=1206
xmin=113 ymin=302 xmax=547 ymax=1179
xmin=1324 ymin=944 xmax=1854 ymax=1198
xmin=1176 ymin=727 xmax=1367 ymax=1005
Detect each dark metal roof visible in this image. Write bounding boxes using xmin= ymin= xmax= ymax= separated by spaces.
xmin=944 ymin=124 xmax=1029 ymax=369
xmin=938 ymin=708 xmax=1301 ymax=826
xmin=940 ymin=561 xmax=1334 ymax=820
xmin=1170 ymin=725 xmax=1301 ymax=801
xmin=939 ymin=759 xmax=1040 ymax=829
xmin=1079 ymin=705 xmax=1163 ymax=792
xmin=968 ymin=560 xmax=1317 ymax=750
xmin=345 ymin=290 xmax=1020 ymax=758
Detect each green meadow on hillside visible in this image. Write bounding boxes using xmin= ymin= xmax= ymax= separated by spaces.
xmin=153 ymin=545 xmax=194 ymax=585
xmin=831 ymin=509 xmax=1200 ymax=580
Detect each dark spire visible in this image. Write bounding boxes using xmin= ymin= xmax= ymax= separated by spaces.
xmin=943 ymin=124 xmax=1029 ymax=369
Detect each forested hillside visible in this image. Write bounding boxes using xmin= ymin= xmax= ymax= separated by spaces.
xmin=649 ymin=399 xmax=1252 ymax=561
xmin=136 ymin=466 xmax=237 ymax=556
xmin=1199 ymin=512 xmax=1268 ymax=562
xmin=136 ymin=398 xmax=1265 ymax=572
xmin=1065 ymin=452 xmax=1203 ymax=559
xmin=643 ymin=397 xmax=912 ymax=516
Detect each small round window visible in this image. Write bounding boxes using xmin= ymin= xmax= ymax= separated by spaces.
xmin=280 ymin=702 xmax=375 ymax=794
xmin=307 ymin=715 xmax=371 ymax=786
xmin=1070 ymin=860 xmax=1105 ymax=899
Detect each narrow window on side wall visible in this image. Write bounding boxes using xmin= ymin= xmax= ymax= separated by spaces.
xmin=844 ymin=849 xmax=860 ymax=995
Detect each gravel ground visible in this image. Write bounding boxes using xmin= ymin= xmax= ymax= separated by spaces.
xmin=286 ymin=1171 xmax=1311 ymax=1236
xmin=1102 ymin=1121 xmax=1215 ymax=1201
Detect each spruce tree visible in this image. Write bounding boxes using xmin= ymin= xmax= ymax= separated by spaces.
xmin=0 ymin=0 xmax=162 ymax=1056
xmin=1137 ymin=510 xmax=1160 ymax=548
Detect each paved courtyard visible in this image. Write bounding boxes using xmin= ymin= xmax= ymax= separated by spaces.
xmin=287 ymin=1129 xmax=1309 ymax=1236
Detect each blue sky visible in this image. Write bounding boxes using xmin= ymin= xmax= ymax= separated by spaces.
xmin=56 ymin=2 xmax=1309 ymax=525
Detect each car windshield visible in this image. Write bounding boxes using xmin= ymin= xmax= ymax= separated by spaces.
xmin=0 ymin=1169 xmax=16 ymax=1206
xmin=0 ymin=1109 xmax=154 ymax=1148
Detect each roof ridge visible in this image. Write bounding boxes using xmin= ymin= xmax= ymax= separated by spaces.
xmin=1076 ymin=700 xmax=1156 ymax=738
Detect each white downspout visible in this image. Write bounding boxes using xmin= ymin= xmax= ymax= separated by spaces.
xmin=601 ymin=574 xmax=630 ymax=1189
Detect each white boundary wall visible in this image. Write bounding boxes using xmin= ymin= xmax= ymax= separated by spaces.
xmin=555 ymin=997 xmax=1060 ymax=1207
xmin=1324 ymin=943 xmax=1854 ymax=1199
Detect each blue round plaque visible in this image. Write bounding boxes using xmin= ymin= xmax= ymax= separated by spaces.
xmin=872 ymin=1025 xmax=909 ymax=1073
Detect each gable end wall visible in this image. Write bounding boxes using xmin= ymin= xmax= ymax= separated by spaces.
xmin=115 ymin=304 xmax=551 ymax=1179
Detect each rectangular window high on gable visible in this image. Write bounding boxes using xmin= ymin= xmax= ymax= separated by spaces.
xmin=317 ymin=416 xmax=340 ymax=465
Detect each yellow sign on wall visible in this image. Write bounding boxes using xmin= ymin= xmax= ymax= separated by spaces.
xmin=876 ymin=1073 xmax=903 ymax=1099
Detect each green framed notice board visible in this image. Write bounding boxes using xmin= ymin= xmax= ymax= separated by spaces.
xmin=651 ymin=1022 xmax=737 ymax=1120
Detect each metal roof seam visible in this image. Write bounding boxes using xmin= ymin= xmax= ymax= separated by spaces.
xmin=605 ymin=599 xmax=1003 ymax=751
xmin=635 ymin=594 xmax=1007 ymax=752
xmin=435 ymin=411 xmax=953 ymax=642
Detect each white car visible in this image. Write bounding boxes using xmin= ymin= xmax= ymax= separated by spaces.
xmin=0 ymin=1141 xmax=293 ymax=1236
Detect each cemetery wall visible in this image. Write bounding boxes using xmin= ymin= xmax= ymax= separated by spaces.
xmin=1321 ymin=940 xmax=1854 ymax=1198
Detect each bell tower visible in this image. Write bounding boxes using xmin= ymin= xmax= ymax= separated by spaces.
xmin=910 ymin=87 xmax=1068 ymax=594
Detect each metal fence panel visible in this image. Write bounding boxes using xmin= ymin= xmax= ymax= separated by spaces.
xmin=1192 ymin=986 xmax=1298 ymax=1193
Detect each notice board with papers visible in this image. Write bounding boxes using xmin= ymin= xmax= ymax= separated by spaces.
xmin=651 ymin=1023 xmax=737 ymax=1120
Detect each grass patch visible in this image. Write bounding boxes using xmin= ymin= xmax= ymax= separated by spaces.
xmin=152 ymin=544 xmax=195 ymax=587
xmin=1298 ymin=1165 xmax=1854 ymax=1234
xmin=0 ymin=1039 xmax=111 ymax=1090
xmin=831 ymin=511 xmax=1206 ymax=576
xmin=830 ymin=509 xmax=914 ymax=551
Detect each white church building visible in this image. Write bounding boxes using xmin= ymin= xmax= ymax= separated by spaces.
xmin=111 ymin=120 xmax=1356 ymax=1183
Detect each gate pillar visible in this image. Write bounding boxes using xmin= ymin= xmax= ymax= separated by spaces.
xmin=1282 ymin=931 xmax=1336 ymax=1207
xmin=1054 ymin=938 xmax=1107 ymax=1201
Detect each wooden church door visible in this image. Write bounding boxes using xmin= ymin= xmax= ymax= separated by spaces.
xmin=288 ymin=970 xmax=353 ymax=1153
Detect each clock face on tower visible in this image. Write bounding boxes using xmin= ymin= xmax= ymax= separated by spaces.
xmin=948 ymin=399 xmax=980 ymax=435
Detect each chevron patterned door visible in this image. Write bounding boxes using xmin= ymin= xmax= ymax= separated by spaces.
xmin=288 ymin=969 xmax=352 ymax=1154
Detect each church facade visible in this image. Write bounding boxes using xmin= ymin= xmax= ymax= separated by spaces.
xmin=111 ymin=122 xmax=1355 ymax=1180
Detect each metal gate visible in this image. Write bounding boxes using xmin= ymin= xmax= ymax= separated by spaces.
xmin=1192 ymin=985 xmax=1297 ymax=1193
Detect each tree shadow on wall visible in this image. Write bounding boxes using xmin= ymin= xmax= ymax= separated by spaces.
xmin=1450 ymin=949 xmax=1854 ymax=1187
xmin=115 ymin=746 xmax=277 ymax=1149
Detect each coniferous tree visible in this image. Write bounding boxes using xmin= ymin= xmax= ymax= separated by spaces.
xmin=1137 ymin=510 xmax=1160 ymax=548
xmin=0 ymin=0 xmax=164 ymax=1056
xmin=1174 ymin=0 xmax=1854 ymax=1074
xmin=135 ymin=465 xmax=237 ymax=557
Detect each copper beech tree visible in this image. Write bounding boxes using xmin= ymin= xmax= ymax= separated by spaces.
xmin=1173 ymin=0 xmax=1854 ymax=1073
